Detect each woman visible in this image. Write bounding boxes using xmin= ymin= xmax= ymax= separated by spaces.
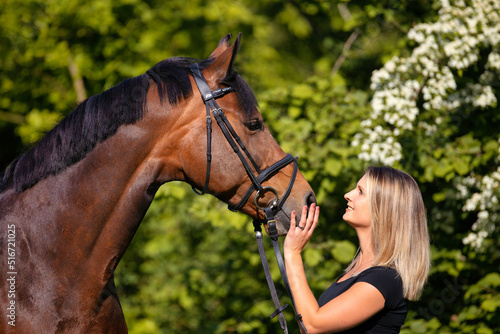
xmin=284 ymin=166 xmax=430 ymax=333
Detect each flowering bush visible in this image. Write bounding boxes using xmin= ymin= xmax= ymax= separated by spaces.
xmin=457 ymin=164 xmax=500 ymax=250
xmin=355 ymin=0 xmax=500 ymax=251
xmin=356 ymin=0 xmax=499 ymax=165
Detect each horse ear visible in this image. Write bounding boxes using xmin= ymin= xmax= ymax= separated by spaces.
xmin=208 ymin=33 xmax=234 ymax=59
xmin=205 ymin=33 xmax=241 ymax=82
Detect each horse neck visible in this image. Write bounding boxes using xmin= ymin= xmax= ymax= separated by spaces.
xmin=0 ymin=113 xmax=178 ymax=330
xmin=12 ymin=116 xmax=174 ymax=284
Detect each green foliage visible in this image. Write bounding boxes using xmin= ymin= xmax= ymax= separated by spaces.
xmin=1 ymin=0 xmax=499 ymax=333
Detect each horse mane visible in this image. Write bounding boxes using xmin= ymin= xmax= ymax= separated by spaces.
xmin=0 ymin=57 xmax=258 ymax=193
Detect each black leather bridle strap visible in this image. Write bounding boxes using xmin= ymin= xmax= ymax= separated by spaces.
xmin=230 ymin=154 xmax=297 ymax=212
xmin=211 ymin=108 xmax=264 ymax=193
xmin=253 ymin=221 xmax=289 ymax=333
xmin=213 ymin=107 xmax=262 ymax=174
xmin=191 ymin=63 xmax=264 ymax=195
xmin=266 ymin=208 xmax=308 ymax=334
xmin=191 ymin=64 xmax=217 ymax=194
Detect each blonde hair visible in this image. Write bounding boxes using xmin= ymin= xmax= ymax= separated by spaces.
xmin=352 ymin=166 xmax=430 ymax=301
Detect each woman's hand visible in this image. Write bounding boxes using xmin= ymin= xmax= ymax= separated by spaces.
xmin=284 ymin=203 xmax=320 ymax=255
xmin=284 ymin=204 xmax=321 ymax=332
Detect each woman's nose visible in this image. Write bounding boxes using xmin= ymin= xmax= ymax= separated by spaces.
xmin=344 ymin=190 xmax=352 ymax=201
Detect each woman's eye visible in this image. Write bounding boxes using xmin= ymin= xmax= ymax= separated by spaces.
xmin=245 ymin=119 xmax=263 ymax=131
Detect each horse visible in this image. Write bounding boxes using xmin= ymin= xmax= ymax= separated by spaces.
xmin=0 ymin=33 xmax=315 ymax=333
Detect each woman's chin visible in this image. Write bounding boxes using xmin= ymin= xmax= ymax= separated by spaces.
xmin=342 ymin=214 xmax=356 ymax=228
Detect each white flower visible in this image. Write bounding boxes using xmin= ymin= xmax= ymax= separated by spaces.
xmin=356 ymin=0 xmax=500 ymax=180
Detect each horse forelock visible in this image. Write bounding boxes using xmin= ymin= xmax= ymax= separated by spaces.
xmin=0 ymin=56 xmax=258 ymax=193
xmin=146 ymin=57 xmax=196 ymax=105
xmin=221 ymin=69 xmax=259 ymax=118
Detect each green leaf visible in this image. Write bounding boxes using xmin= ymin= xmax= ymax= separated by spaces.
xmin=451 ymin=155 xmax=470 ymax=175
xmin=292 ymin=83 xmax=315 ymax=100
xmin=331 ymin=240 xmax=357 ymax=264
xmin=325 ymin=158 xmax=343 ymax=177
xmin=17 ymin=109 xmax=61 ymax=144
xmin=481 ymin=296 xmax=500 ymax=312
xmin=303 ymin=247 xmax=323 ymax=267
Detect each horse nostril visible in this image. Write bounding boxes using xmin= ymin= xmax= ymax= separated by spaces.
xmin=305 ymin=191 xmax=317 ymax=207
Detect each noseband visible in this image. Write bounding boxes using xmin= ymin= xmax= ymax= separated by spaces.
xmin=189 ymin=63 xmax=307 ymax=334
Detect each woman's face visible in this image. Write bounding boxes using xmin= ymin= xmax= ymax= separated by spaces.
xmin=343 ymin=174 xmax=371 ymax=228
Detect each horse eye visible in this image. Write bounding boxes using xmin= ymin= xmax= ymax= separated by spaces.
xmin=245 ymin=119 xmax=263 ymax=131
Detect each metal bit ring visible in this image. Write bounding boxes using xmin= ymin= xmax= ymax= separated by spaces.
xmin=254 ymin=186 xmax=279 ymax=211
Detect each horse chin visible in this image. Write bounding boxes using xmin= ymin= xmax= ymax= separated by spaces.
xmin=262 ymin=209 xmax=291 ymax=236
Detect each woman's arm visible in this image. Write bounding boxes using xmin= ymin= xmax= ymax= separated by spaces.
xmin=284 ymin=205 xmax=385 ymax=334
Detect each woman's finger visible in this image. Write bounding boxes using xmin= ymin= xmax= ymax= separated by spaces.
xmin=309 ymin=205 xmax=319 ymax=233
xmin=299 ymin=205 xmax=308 ymax=228
xmin=304 ymin=203 xmax=317 ymax=230
xmin=290 ymin=210 xmax=297 ymax=234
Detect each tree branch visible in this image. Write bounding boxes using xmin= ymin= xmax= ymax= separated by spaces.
xmin=67 ymin=52 xmax=87 ymax=102
xmin=0 ymin=110 xmax=25 ymax=124
xmin=331 ymin=28 xmax=361 ymax=76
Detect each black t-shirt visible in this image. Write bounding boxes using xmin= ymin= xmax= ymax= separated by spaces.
xmin=317 ymin=266 xmax=409 ymax=333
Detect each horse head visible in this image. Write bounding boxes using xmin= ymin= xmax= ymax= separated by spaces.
xmin=146 ymin=33 xmax=316 ymax=234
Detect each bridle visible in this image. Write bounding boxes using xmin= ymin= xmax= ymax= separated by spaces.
xmin=189 ymin=63 xmax=308 ymax=334
xmin=189 ymin=63 xmax=296 ymax=212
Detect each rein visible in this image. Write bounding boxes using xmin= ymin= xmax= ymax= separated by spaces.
xmin=188 ymin=63 xmax=308 ymax=333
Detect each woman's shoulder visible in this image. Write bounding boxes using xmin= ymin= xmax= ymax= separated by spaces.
xmin=355 ymin=266 xmax=406 ymax=308
xmin=359 ymin=266 xmax=399 ymax=276
xmin=356 ymin=266 xmax=401 ymax=285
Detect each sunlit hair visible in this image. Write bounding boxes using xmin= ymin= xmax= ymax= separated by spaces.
xmin=352 ymin=166 xmax=430 ymax=301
